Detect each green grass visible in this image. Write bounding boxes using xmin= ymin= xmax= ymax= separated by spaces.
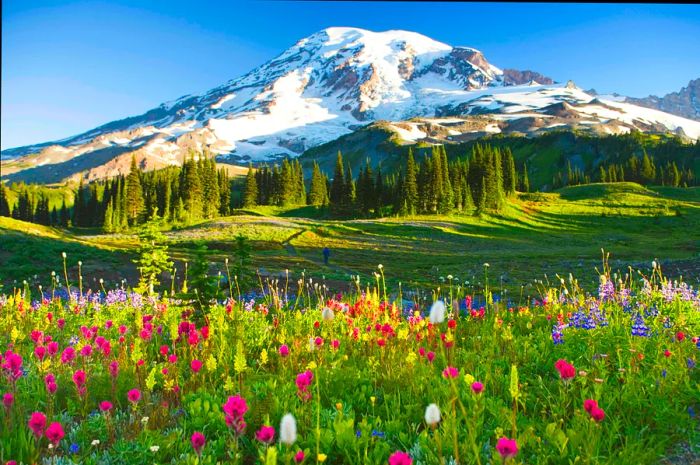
xmin=2 ymin=183 xmax=699 ymax=295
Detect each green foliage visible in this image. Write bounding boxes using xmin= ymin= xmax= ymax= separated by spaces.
xmin=133 ymin=214 xmax=172 ymax=296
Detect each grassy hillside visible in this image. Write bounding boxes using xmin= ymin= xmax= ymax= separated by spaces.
xmin=298 ymin=126 xmax=700 ymax=190
xmin=4 ymin=182 xmax=696 ymax=297
xmin=0 ymin=217 xmax=131 ymax=286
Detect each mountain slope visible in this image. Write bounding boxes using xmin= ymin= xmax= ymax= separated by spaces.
xmin=3 ymin=26 xmax=700 ymax=184
xmin=626 ymin=78 xmax=700 ymax=121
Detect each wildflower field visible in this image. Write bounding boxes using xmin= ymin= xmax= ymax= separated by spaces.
xmin=1 ymin=254 xmax=699 ymax=465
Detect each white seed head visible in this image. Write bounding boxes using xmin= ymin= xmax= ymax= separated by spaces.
xmin=425 ymin=403 xmax=441 ymax=426
xmin=378 ymin=264 xmax=383 ymax=270
xmin=78 ymin=261 xmax=82 ymax=266
xmin=62 ymin=252 xmax=67 ymax=258
xmin=280 ymin=413 xmax=297 ymax=445
xmin=91 ymin=439 xmax=100 ymax=446
xmin=429 ymin=300 xmax=446 ymax=324
xmin=321 ymin=307 xmax=335 ymax=321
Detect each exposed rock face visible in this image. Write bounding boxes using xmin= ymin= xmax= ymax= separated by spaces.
xmin=502 ymin=69 xmax=555 ymax=86
xmin=628 ymin=78 xmax=700 ymax=121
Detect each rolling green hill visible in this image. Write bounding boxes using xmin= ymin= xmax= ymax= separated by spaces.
xmin=2 ymin=183 xmax=698 ymax=296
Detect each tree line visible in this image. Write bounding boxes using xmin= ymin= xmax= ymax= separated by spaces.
xmin=242 ymin=144 xmax=522 ymax=217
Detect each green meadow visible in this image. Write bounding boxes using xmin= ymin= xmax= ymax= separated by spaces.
xmin=2 ymin=182 xmax=698 ymax=295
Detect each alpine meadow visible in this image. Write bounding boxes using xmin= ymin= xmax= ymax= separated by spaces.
xmin=1 ymin=5 xmax=700 ymax=465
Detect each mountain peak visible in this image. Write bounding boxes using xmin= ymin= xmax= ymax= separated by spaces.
xmin=3 ymin=27 xmax=698 ymax=184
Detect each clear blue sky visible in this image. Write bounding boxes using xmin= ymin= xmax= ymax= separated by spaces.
xmin=2 ymin=1 xmax=700 ymax=149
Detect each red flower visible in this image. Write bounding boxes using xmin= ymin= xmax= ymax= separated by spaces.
xmin=377 ymin=338 xmax=386 ymax=347
xmin=28 ymin=412 xmax=47 ymax=438
xmin=127 ymin=389 xmax=141 ymax=404
xmin=442 ymin=366 xmax=459 ymax=379
xmin=447 ymin=319 xmax=456 ymax=329
xmin=496 ymin=437 xmax=518 ymax=458
xmin=99 ymin=401 xmax=113 ymax=412
xmin=191 ymin=431 xmax=206 ymax=455
xmin=554 ymin=359 xmax=576 ymax=381
xmin=676 ymin=331 xmax=685 ymax=342
xmin=2 ymin=393 xmax=14 ymax=409
xmin=294 ymin=450 xmax=305 ymax=463
xmin=426 ymin=352 xmax=435 ymax=363
xmin=45 ymin=422 xmax=65 ymax=445
xmin=590 ymin=407 xmax=605 ymax=422
xmin=255 ymin=425 xmax=275 ymax=444
xmin=663 ymin=349 xmax=672 ymax=358
xmin=279 ymin=345 xmax=290 ymax=357
xmin=388 ymin=451 xmax=412 ymax=465
xmin=72 ymin=370 xmax=87 ymax=387
xmin=583 ymin=399 xmax=598 ymax=413
xmin=471 ymin=381 xmax=484 ymax=394
xmin=191 ymin=359 xmax=203 ymax=373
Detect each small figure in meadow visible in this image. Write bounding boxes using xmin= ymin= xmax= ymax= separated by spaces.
xmin=322 ymin=246 xmax=330 ymax=265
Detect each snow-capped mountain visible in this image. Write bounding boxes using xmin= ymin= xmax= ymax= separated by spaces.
xmin=3 ymin=27 xmax=700 ymax=183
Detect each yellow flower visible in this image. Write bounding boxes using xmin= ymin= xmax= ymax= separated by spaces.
xmin=370 ymin=396 xmax=376 ymax=405
xmin=307 ymin=361 xmax=317 ymax=370
xmin=336 ymin=402 xmax=343 ymax=411
xmin=463 ymin=373 xmax=475 ymax=386
xmin=318 ymin=454 xmax=327 ymax=462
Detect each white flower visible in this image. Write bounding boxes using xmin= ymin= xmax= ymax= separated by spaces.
xmin=447 ymin=275 xmax=453 ymax=280
xmin=652 ymin=260 xmax=657 ymax=269
xmin=378 ymin=264 xmax=383 ymax=269
xmin=425 ymin=403 xmax=441 ymax=426
xmin=91 ymin=439 xmax=100 ymax=446
xmin=150 ymin=445 xmax=160 ymax=452
xmin=429 ymin=300 xmax=445 ymax=324
xmin=99 ymin=278 xmax=104 ymax=284
xmin=62 ymin=252 xmax=67 ymax=258
xmin=308 ymin=337 xmax=316 ymax=352
xmin=78 ymin=261 xmax=82 ymax=266
xmin=141 ymin=416 xmax=149 ymax=424
xmin=280 ymin=413 xmax=297 ymax=445
xmin=321 ymin=307 xmax=335 ymax=321
xmin=483 ymin=263 xmax=490 ymax=268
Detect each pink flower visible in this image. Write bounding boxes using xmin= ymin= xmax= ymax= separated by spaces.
xmin=426 ymin=351 xmax=435 ymax=363
xmin=159 ymin=345 xmax=169 ymax=356
xmin=471 ymin=381 xmax=484 ymax=394
xmin=47 ymin=341 xmax=59 ymax=356
xmin=191 ymin=431 xmax=206 ymax=455
xmin=590 ymin=407 xmax=605 ymax=422
xmin=60 ymin=347 xmax=76 ymax=364
xmin=2 ymin=393 xmax=13 ymax=412
xmin=294 ymin=450 xmax=305 ymax=463
xmin=45 ymin=373 xmax=57 ymax=395
xmin=168 ymin=354 xmax=178 ymax=364
xmin=99 ymin=401 xmax=113 ymax=412
xmin=332 ymin=339 xmax=340 ymax=350
xmin=314 ymin=337 xmax=323 ymax=347
xmin=279 ymin=344 xmax=290 ymax=357
xmin=191 ymin=359 xmax=203 ymax=373
xmin=496 ymin=437 xmax=518 ymax=458
xmin=72 ymin=369 xmax=87 ymax=387
xmin=583 ymin=399 xmax=598 ymax=414
xmin=255 ymin=425 xmax=275 ymax=444
xmin=45 ymin=422 xmax=65 ymax=445
xmin=554 ymin=359 xmax=576 ymax=381
xmin=222 ymin=395 xmax=248 ymax=419
xmin=80 ymin=345 xmax=93 ymax=357
xmin=388 ymin=451 xmax=413 ymax=465
xmin=109 ymin=360 xmax=119 ymax=378
xmin=28 ymin=412 xmax=47 ymax=438
xmin=442 ymin=366 xmax=458 ymax=379
xmin=34 ymin=346 xmax=47 ymax=361
xmin=127 ymin=389 xmax=141 ymax=404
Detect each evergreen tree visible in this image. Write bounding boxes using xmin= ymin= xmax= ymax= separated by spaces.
xmin=60 ymin=198 xmax=70 ymax=227
xmin=308 ymin=162 xmax=327 ymax=206
xmin=0 ymin=183 xmax=11 ymax=217
xmin=520 ymin=163 xmax=530 ymax=193
xmin=329 ymin=152 xmax=346 ymax=213
xmin=125 ymin=156 xmax=144 ymax=225
xmin=403 ymin=148 xmax=418 ymax=214
xmin=218 ymin=168 xmax=231 ymax=216
xmin=502 ymin=148 xmax=517 ymax=195
xmin=242 ymin=164 xmax=258 ymax=208
xmin=103 ymin=200 xmax=114 ymax=233
xmin=180 ymin=154 xmax=203 ymax=221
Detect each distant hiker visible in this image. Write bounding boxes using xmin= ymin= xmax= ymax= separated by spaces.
xmin=323 ymin=247 xmax=330 ymax=265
